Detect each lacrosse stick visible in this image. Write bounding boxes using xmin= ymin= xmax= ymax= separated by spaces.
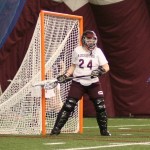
xmin=32 ymin=75 xmax=91 ymax=90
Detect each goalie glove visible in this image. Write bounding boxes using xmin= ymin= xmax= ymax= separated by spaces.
xmin=57 ymin=74 xmax=72 ymax=83
xmin=57 ymin=74 xmax=67 ymax=83
xmin=91 ymin=66 xmax=106 ymax=78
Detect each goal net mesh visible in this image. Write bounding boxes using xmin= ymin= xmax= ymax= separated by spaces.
xmin=0 ymin=11 xmax=81 ymax=135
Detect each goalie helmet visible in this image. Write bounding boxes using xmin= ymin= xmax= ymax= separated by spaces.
xmin=81 ymin=30 xmax=97 ymax=51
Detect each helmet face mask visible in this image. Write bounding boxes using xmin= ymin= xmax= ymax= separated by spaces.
xmin=82 ymin=30 xmax=97 ymax=51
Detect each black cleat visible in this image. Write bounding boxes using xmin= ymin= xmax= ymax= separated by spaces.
xmin=50 ymin=128 xmax=61 ymax=135
xmin=100 ymin=130 xmax=111 ymax=136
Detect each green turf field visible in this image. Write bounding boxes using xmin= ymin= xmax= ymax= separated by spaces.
xmin=0 ymin=118 xmax=150 ymax=150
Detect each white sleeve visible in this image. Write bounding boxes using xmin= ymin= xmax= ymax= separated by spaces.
xmin=98 ymin=49 xmax=108 ymax=65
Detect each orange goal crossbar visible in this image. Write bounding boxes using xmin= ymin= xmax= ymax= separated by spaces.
xmin=40 ymin=10 xmax=83 ymax=136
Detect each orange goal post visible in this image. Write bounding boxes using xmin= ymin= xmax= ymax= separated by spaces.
xmin=0 ymin=10 xmax=83 ymax=136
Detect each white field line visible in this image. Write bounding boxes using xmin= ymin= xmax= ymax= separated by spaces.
xmin=118 ymin=128 xmax=131 ymax=129
xmin=57 ymin=142 xmax=150 ymax=150
xmin=43 ymin=142 xmax=65 ymax=145
xmin=120 ymin=134 xmax=132 ymax=135
xmin=84 ymin=124 xmax=150 ymax=128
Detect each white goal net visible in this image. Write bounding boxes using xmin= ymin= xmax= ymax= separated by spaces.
xmin=0 ymin=11 xmax=83 ymax=135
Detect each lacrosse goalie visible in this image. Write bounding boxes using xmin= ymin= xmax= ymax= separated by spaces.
xmin=50 ymin=30 xmax=111 ymax=136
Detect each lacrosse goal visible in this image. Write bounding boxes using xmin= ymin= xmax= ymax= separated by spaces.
xmin=0 ymin=10 xmax=83 ymax=135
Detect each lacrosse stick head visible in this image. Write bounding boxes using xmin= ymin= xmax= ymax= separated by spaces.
xmin=32 ymin=78 xmax=58 ymax=90
xmin=44 ymin=80 xmax=58 ymax=90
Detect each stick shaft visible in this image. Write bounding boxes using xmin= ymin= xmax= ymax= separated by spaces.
xmin=67 ymin=75 xmax=91 ymax=80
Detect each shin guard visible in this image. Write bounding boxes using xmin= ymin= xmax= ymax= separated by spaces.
xmin=50 ymin=97 xmax=77 ymax=135
xmin=93 ymin=98 xmax=111 ymax=136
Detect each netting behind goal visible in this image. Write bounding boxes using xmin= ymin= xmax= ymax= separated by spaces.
xmin=0 ymin=11 xmax=83 ymax=135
